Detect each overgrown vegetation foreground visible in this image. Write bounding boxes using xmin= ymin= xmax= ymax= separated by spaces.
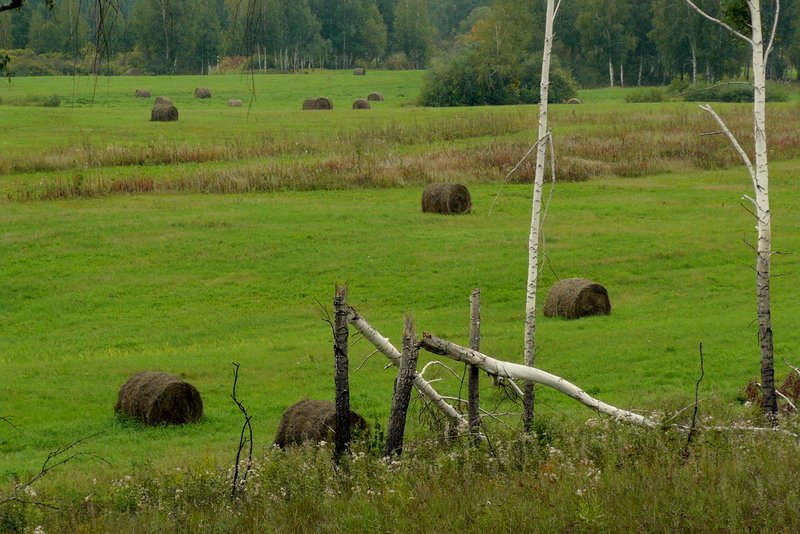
xmin=3 ymin=75 xmax=800 ymax=531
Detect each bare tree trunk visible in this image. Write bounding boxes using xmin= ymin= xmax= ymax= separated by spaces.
xmin=333 ymin=283 xmax=351 ymax=459
xmin=608 ymin=58 xmax=614 ymax=87
xmin=468 ymin=289 xmax=481 ymax=437
xmin=384 ymin=313 xmax=419 ymax=458
xmin=523 ymin=0 xmax=557 ymax=432
xmin=683 ymin=0 xmax=778 ymax=421
xmin=420 ymin=332 xmax=655 ymax=427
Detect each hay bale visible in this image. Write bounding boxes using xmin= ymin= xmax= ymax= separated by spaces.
xmin=367 ymin=92 xmax=384 ymax=101
xmin=227 ymin=99 xmax=243 ymax=107
xmin=150 ymin=104 xmax=179 ymax=122
xmin=134 ymin=88 xmax=151 ymax=98
xmin=421 ymin=183 xmax=472 ymax=215
xmin=124 ymin=68 xmax=141 ymax=76
xmin=302 ymin=98 xmax=317 ymax=110
xmin=154 ymin=96 xmax=173 ymax=105
xmin=114 ymin=371 xmax=203 ymax=425
xmin=353 ymin=67 xmax=366 ymax=75
xmin=352 ymin=98 xmax=371 ymax=109
xmin=194 ymin=87 xmax=212 ymax=99
xmin=566 ymin=98 xmax=582 ymax=104
xmin=273 ymin=399 xmax=368 ymax=448
xmin=543 ymin=277 xmax=611 ymax=319
xmin=314 ymin=97 xmax=333 ymax=110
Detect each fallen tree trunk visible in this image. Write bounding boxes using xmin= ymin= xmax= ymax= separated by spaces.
xmin=420 ymin=332 xmax=655 ymax=427
xmin=347 ymin=308 xmax=469 ymax=432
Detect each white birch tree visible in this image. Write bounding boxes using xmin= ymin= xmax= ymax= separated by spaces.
xmin=523 ymin=0 xmax=559 ymax=431
xmin=682 ymin=0 xmax=779 ymax=420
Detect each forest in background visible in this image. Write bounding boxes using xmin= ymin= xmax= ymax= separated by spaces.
xmin=0 ymin=0 xmax=798 ymax=86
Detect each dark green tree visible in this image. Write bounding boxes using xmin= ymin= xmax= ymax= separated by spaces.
xmin=393 ymin=0 xmax=435 ymax=68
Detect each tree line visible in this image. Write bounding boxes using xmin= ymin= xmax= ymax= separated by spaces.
xmin=0 ymin=0 xmax=797 ymax=85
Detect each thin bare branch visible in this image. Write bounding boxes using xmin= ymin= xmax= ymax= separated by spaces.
xmin=682 ymin=0 xmax=753 ymax=44
xmin=766 ymin=0 xmax=780 ymax=59
xmin=699 ymin=104 xmax=757 ymax=187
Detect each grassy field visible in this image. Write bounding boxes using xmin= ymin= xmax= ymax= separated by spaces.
xmin=2 ymin=72 xmax=800 ymax=531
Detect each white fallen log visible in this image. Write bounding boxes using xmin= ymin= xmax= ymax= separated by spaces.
xmin=347 ymin=308 xmax=469 ymax=432
xmin=419 ymin=332 xmax=656 ymax=427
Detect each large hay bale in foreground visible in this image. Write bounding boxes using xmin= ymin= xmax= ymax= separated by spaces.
xmin=150 ymin=104 xmax=179 ymax=122
xmin=154 ymin=96 xmax=173 ymax=105
xmin=353 ymin=67 xmax=366 ymax=75
xmin=134 ymin=88 xmax=151 ymax=98
xmin=421 ymin=183 xmax=472 ymax=215
xmin=352 ymin=98 xmax=371 ymax=109
xmin=114 ymin=371 xmax=203 ymax=425
xmin=194 ymin=87 xmax=212 ymax=99
xmin=302 ymin=98 xmax=317 ymax=110
xmin=367 ymin=92 xmax=384 ymax=101
xmin=314 ymin=97 xmax=333 ymax=110
xmin=543 ymin=277 xmax=611 ymax=319
xmin=273 ymin=399 xmax=368 ymax=448
xmin=227 ymin=99 xmax=243 ymax=107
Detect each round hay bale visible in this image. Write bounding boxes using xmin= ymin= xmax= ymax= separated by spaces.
xmin=302 ymin=98 xmax=317 ymax=110
xmin=314 ymin=97 xmax=333 ymax=110
xmin=227 ymin=99 xmax=243 ymax=107
xmin=273 ymin=399 xmax=368 ymax=448
xmin=352 ymin=98 xmax=371 ymax=109
xmin=353 ymin=67 xmax=366 ymax=75
xmin=114 ymin=371 xmax=203 ymax=425
xmin=124 ymin=68 xmax=141 ymax=76
xmin=421 ymin=183 xmax=472 ymax=215
xmin=134 ymin=88 xmax=151 ymax=98
xmin=366 ymin=92 xmax=384 ymax=101
xmin=154 ymin=96 xmax=173 ymax=105
xmin=194 ymin=87 xmax=212 ymax=99
xmin=566 ymin=98 xmax=582 ymax=105
xmin=150 ymin=103 xmax=179 ymax=122
xmin=543 ymin=277 xmax=611 ymax=320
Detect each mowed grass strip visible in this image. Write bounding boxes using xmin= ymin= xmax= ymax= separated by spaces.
xmin=3 ymin=161 xmax=800 ymax=481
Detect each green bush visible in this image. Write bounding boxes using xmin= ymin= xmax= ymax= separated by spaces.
xmin=680 ymin=80 xmax=789 ymax=103
xmin=419 ymin=47 xmax=577 ymax=107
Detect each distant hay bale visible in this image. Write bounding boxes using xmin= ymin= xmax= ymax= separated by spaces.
xmin=352 ymin=98 xmax=371 ymax=109
xmin=273 ymin=399 xmax=368 ymax=448
xmin=154 ymin=96 xmax=173 ymax=105
xmin=134 ymin=89 xmax=151 ymax=98
xmin=566 ymin=98 xmax=582 ymax=104
xmin=124 ymin=68 xmax=141 ymax=76
xmin=314 ymin=97 xmax=333 ymax=110
xmin=114 ymin=371 xmax=203 ymax=425
xmin=353 ymin=67 xmax=366 ymax=75
xmin=302 ymin=98 xmax=317 ymax=110
xmin=543 ymin=277 xmax=611 ymax=319
xmin=367 ymin=92 xmax=384 ymax=101
xmin=194 ymin=87 xmax=212 ymax=99
xmin=227 ymin=99 xmax=243 ymax=107
xmin=421 ymin=183 xmax=472 ymax=215
xmin=150 ymin=103 xmax=179 ymax=122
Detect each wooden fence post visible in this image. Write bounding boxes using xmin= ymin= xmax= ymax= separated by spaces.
xmin=383 ymin=312 xmax=419 ymax=458
xmin=469 ymin=289 xmax=481 ymax=438
xmin=333 ymin=283 xmax=351 ymax=460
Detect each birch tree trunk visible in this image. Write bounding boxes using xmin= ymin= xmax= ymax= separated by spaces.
xmin=468 ymin=289 xmax=481 ymax=437
xmin=523 ymin=0 xmax=557 ymax=432
xmin=683 ymin=0 xmax=778 ymax=419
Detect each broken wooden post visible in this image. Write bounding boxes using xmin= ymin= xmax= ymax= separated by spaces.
xmin=333 ymin=283 xmax=351 ymax=460
xmin=384 ymin=313 xmax=419 ymax=457
xmin=469 ymin=289 xmax=481 ymax=438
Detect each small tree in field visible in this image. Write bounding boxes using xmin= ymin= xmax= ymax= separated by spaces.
xmin=683 ymin=0 xmax=779 ymax=421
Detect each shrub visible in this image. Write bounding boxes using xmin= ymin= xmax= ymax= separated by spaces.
xmin=680 ymin=80 xmax=789 ymax=103
xmin=384 ymin=53 xmax=412 ymax=71
xmin=419 ymin=47 xmax=577 ymax=107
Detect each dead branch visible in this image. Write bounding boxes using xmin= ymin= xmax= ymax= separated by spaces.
xmin=230 ymin=362 xmax=253 ymax=502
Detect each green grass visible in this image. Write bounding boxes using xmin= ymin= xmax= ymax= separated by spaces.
xmin=2 ymin=72 xmax=800 ymax=532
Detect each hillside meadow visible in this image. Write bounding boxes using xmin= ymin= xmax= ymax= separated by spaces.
xmin=2 ymin=72 xmax=800 ymax=532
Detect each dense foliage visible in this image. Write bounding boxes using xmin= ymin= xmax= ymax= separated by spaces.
xmin=0 ymin=0 xmax=798 ymax=86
